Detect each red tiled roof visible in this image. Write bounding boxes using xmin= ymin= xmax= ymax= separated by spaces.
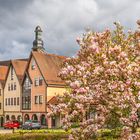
xmin=11 ymin=59 xmax=28 ymax=84
xmin=0 ymin=60 xmax=10 ymax=66
xmin=0 ymin=66 xmax=8 ymax=87
xmin=32 ymin=51 xmax=66 ymax=86
xmin=47 ymin=96 xmax=58 ymax=105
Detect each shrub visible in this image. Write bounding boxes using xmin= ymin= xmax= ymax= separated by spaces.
xmin=0 ymin=133 xmax=68 ymax=140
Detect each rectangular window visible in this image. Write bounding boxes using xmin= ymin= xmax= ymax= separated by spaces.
xmin=8 ymin=98 xmax=10 ymax=105
xmin=39 ymin=95 xmax=43 ymax=104
xmin=14 ymin=98 xmax=16 ymax=105
xmin=11 ymin=83 xmax=13 ymax=91
xmin=35 ymin=96 xmax=39 ymax=104
xmin=31 ymin=60 xmax=35 ymax=70
xmin=11 ymin=67 xmax=14 ymax=80
xmin=17 ymin=97 xmax=19 ymax=105
xmin=34 ymin=77 xmax=43 ymax=86
xmin=0 ymin=89 xmax=1 ymax=96
xmin=24 ymin=77 xmax=31 ymax=89
xmin=0 ymin=103 xmax=1 ymax=109
xmin=8 ymin=84 xmax=10 ymax=91
xmin=22 ymin=96 xmax=31 ymax=110
xmin=5 ymin=98 xmax=7 ymax=106
xmin=14 ymin=82 xmax=16 ymax=90
xmin=11 ymin=98 xmax=13 ymax=105
xmin=35 ymin=78 xmax=39 ymax=86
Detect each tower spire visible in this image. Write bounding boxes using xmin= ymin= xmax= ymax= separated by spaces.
xmin=32 ymin=26 xmax=45 ymax=52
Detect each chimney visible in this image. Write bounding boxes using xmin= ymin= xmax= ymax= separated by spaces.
xmin=32 ymin=26 xmax=45 ymax=52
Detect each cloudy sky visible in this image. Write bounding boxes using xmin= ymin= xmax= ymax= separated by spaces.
xmin=0 ymin=0 xmax=140 ymax=60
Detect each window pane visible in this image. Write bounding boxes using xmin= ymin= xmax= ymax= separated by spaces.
xmin=39 ymin=95 xmax=43 ymax=104
xmin=39 ymin=77 xmax=43 ymax=85
xmin=35 ymin=96 xmax=39 ymax=104
xmin=11 ymin=98 xmax=13 ymax=105
xmin=14 ymin=98 xmax=16 ymax=105
xmin=17 ymin=97 xmax=19 ymax=105
xmin=14 ymin=82 xmax=16 ymax=90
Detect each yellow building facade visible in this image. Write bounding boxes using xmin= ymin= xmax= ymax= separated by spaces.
xmin=4 ymin=60 xmax=27 ymax=122
xmin=47 ymin=86 xmax=66 ymax=128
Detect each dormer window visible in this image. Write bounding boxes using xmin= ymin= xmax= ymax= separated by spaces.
xmin=11 ymin=67 xmax=14 ymax=80
xmin=31 ymin=60 xmax=35 ymax=70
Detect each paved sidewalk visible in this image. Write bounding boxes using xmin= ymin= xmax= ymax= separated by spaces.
xmin=0 ymin=129 xmax=13 ymax=134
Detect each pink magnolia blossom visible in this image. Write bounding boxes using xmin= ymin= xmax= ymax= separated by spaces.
xmin=50 ymin=21 xmax=140 ymax=139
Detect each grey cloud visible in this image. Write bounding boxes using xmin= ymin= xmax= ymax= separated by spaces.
xmin=0 ymin=0 xmax=140 ymax=60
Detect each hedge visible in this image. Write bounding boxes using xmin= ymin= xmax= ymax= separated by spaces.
xmin=0 ymin=128 xmax=139 ymax=140
xmin=0 ymin=133 xmax=68 ymax=140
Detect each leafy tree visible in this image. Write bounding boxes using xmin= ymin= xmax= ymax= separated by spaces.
xmin=50 ymin=21 xmax=140 ymax=140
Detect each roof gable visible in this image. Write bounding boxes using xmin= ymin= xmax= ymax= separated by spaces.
xmin=0 ymin=66 xmax=8 ymax=88
xmin=4 ymin=59 xmax=28 ymax=87
xmin=32 ymin=51 xmax=66 ymax=86
xmin=11 ymin=59 xmax=28 ymax=84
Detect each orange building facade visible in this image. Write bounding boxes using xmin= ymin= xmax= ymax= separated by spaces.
xmin=22 ymin=51 xmax=66 ymax=128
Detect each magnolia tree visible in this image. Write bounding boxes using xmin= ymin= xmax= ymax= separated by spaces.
xmin=49 ymin=21 xmax=140 ymax=140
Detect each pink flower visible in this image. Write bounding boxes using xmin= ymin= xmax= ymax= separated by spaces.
xmin=70 ymin=81 xmax=80 ymax=89
xmin=76 ymin=87 xmax=87 ymax=94
xmin=130 ymin=113 xmax=138 ymax=122
xmin=89 ymin=43 xmax=99 ymax=53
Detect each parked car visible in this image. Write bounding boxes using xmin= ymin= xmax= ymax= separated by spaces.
xmin=3 ymin=120 xmax=20 ymax=129
xmin=22 ymin=120 xmax=41 ymax=130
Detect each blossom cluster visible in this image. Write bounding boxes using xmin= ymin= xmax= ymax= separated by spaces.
xmin=51 ymin=22 xmax=140 ymax=139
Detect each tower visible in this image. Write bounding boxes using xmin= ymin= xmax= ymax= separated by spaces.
xmin=32 ymin=26 xmax=45 ymax=52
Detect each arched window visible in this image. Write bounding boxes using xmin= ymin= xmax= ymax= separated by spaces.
xmin=6 ymin=115 xmax=9 ymax=121
xmin=40 ymin=114 xmax=46 ymax=125
xmin=17 ymin=115 xmax=22 ymax=124
xmin=24 ymin=114 xmax=30 ymax=122
xmin=11 ymin=115 xmax=16 ymax=121
xmin=32 ymin=114 xmax=38 ymax=121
